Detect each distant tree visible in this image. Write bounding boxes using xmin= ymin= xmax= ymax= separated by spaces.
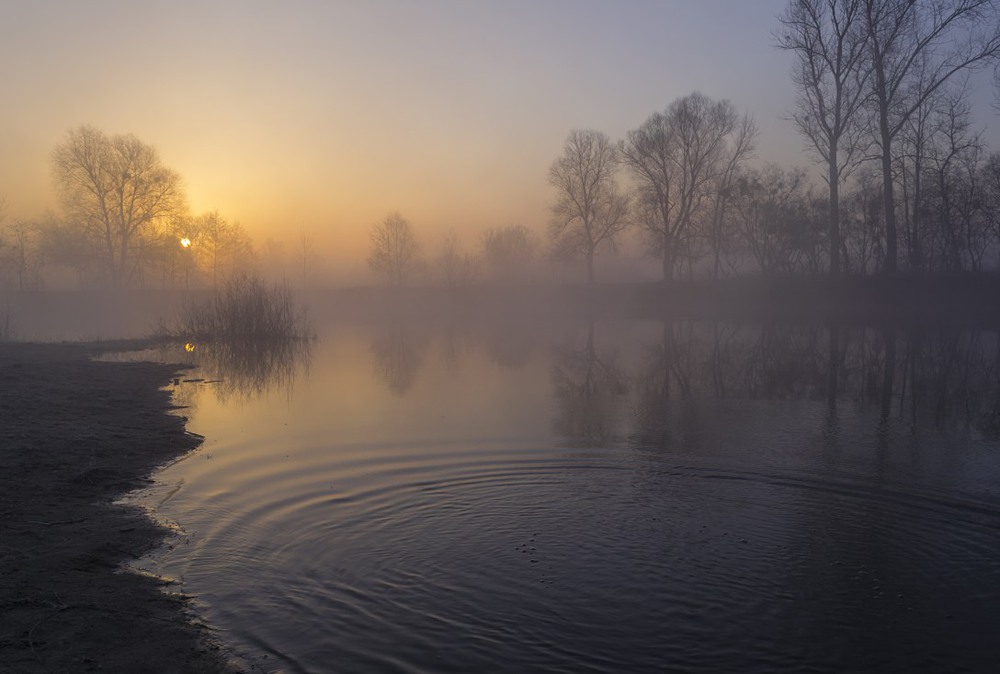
xmin=51 ymin=126 xmax=186 ymax=286
xmin=981 ymin=153 xmax=1000 ymax=265
xmin=922 ymin=88 xmax=989 ymax=270
xmin=777 ymin=0 xmax=870 ymax=276
xmin=368 ymin=212 xmax=420 ymax=286
xmin=732 ymin=164 xmax=812 ymax=275
xmin=842 ymin=166 xmax=885 ymax=273
xmin=705 ymin=116 xmax=757 ymax=278
xmin=260 ymin=237 xmax=287 ymax=282
xmin=0 ymin=219 xmax=41 ymax=290
xmin=193 ymin=211 xmax=254 ymax=286
xmin=621 ymin=93 xmax=753 ymax=280
xmin=549 ymin=130 xmax=630 ymax=283
xmin=481 ymin=224 xmax=537 ymax=281
xmin=860 ymin=0 xmax=1000 ymax=273
xmin=36 ymin=214 xmax=97 ymax=286
xmin=296 ymin=226 xmax=322 ymax=288
xmin=437 ymin=230 xmax=477 ymax=287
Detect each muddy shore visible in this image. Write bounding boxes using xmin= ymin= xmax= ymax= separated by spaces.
xmin=0 ymin=341 xmax=237 ymax=673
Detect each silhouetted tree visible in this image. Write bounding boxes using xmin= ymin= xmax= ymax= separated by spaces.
xmin=0 ymin=219 xmax=39 ymax=290
xmin=481 ymin=224 xmax=537 ymax=282
xmin=437 ymin=230 xmax=478 ymax=287
xmin=368 ymin=212 xmax=420 ymax=287
xmin=193 ymin=211 xmax=254 ymax=287
xmin=705 ymin=117 xmax=757 ymax=278
xmin=778 ymin=0 xmax=870 ymax=276
xmin=0 ymin=208 xmax=42 ymax=289
xmin=296 ymin=226 xmax=322 ymax=288
xmin=860 ymin=0 xmax=1000 ymax=273
xmin=622 ymin=93 xmax=754 ymax=280
xmin=548 ymin=130 xmax=630 ymax=283
xmin=732 ymin=164 xmax=813 ymax=274
xmin=842 ymin=166 xmax=885 ymax=272
xmin=981 ymin=152 xmax=1000 ymax=266
xmin=36 ymin=214 xmax=96 ymax=286
xmin=51 ymin=126 xmax=186 ymax=286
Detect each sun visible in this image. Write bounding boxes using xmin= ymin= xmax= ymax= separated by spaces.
xmin=180 ymin=237 xmax=192 ymax=248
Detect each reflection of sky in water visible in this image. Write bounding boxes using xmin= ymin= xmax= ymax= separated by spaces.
xmin=132 ymin=320 xmax=1000 ymax=674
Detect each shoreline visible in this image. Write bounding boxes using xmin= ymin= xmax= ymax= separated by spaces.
xmin=0 ymin=340 xmax=236 ymax=673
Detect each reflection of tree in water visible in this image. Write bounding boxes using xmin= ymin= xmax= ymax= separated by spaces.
xmin=193 ymin=336 xmax=313 ymax=404
xmin=370 ymin=323 xmax=427 ymax=396
xmin=440 ymin=320 xmax=475 ymax=371
xmin=550 ymin=322 xmax=628 ymax=447
xmin=623 ymin=321 xmax=1000 ymax=440
xmin=632 ymin=321 xmax=699 ymax=448
xmin=741 ymin=324 xmax=827 ymax=400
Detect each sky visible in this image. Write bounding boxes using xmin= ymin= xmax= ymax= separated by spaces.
xmin=2 ymin=0 xmax=999 ymax=276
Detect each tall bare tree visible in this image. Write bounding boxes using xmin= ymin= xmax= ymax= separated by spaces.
xmin=549 ymin=129 xmax=630 ymax=283
xmin=861 ymin=0 xmax=1000 ymax=273
xmin=778 ymin=0 xmax=870 ymax=275
xmin=622 ymin=93 xmax=753 ymax=280
xmin=52 ymin=126 xmax=186 ymax=286
xmin=368 ymin=212 xmax=420 ymax=287
xmin=706 ymin=116 xmax=757 ymax=277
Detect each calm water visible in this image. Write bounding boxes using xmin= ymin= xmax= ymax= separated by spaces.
xmin=132 ymin=318 xmax=1000 ymax=673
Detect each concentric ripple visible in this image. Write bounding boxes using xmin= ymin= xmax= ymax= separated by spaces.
xmin=133 ymin=326 xmax=1000 ymax=674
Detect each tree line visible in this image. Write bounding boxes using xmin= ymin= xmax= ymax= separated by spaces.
xmin=4 ymin=0 xmax=1000 ymax=291
xmin=0 ymin=126 xmax=275 ymax=291
xmin=548 ymin=0 xmax=1000 ymax=282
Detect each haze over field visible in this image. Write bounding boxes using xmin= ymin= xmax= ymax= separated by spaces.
xmin=1 ymin=0 xmax=1000 ymax=286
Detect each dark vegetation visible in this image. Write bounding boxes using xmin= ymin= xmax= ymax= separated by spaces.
xmin=170 ymin=274 xmax=310 ymax=343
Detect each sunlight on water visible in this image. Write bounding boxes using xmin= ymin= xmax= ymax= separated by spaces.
xmin=132 ymin=319 xmax=1000 ymax=674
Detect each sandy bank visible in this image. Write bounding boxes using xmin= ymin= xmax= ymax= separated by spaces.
xmin=0 ymin=341 xmax=237 ymax=673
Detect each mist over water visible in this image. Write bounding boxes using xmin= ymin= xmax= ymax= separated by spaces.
xmin=127 ymin=314 xmax=1000 ymax=674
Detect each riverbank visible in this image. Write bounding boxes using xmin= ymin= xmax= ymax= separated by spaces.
xmin=0 ymin=341 xmax=236 ymax=673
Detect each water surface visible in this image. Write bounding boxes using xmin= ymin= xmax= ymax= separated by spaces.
xmin=135 ymin=319 xmax=1000 ymax=673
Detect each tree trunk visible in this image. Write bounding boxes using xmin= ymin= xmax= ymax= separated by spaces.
xmin=880 ymin=136 xmax=898 ymax=274
xmin=829 ymin=153 xmax=841 ymax=276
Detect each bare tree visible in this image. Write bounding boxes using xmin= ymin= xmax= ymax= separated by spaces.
xmin=705 ymin=116 xmax=757 ymax=278
xmin=368 ymin=212 xmax=420 ymax=286
xmin=732 ymin=164 xmax=812 ymax=275
xmin=861 ymin=0 xmax=1000 ymax=273
xmin=437 ymin=230 xmax=477 ymax=287
xmin=622 ymin=93 xmax=753 ymax=280
xmin=778 ymin=0 xmax=870 ymax=275
xmin=1 ymin=219 xmax=40 ymax=290
xmin=549 ymin=130 xmax=630 ymax=283
xmin=193 ymin=211 xmax=254 ymax=287
xmin=296 ymin=226 xmax=322 ymax=288
xmin=481 ymin=224 xmax=537 ymax=282
xmin=51 ymin=126 xmax=186 ymax=286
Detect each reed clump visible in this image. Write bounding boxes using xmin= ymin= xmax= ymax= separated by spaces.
xmin=177 ymin=274 xmax=311 ymax=343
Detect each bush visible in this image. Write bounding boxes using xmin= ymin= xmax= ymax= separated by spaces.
xmin=176 ymin=274 xmax=310 ymax=342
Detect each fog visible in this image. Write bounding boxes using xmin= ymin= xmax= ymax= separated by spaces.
xmin=2 ymin=1 xmax=1000 ymax=342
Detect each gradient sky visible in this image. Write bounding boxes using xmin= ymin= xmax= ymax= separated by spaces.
xmin=2 ymin=0 xmax=998 ymax=274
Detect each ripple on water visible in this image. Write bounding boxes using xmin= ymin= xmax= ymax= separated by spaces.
xmin=149 ymin=445 xmax=1000 ymax=674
